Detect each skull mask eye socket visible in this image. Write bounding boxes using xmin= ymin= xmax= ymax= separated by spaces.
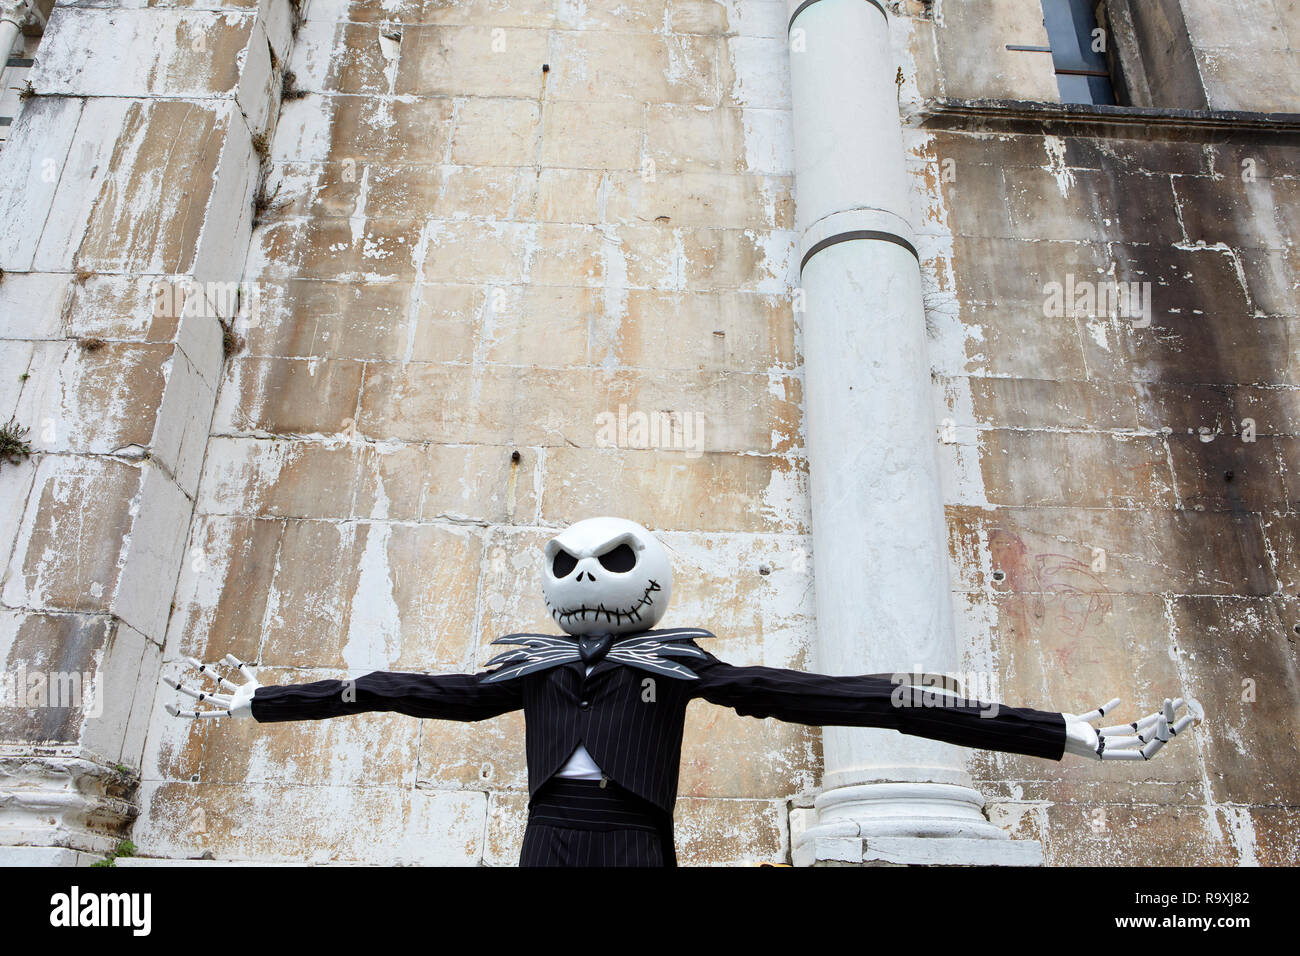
xmin=552 ymin=549 xmax=578 ymax=578
xmin=597 ymin=543 xmax=638 ymax=573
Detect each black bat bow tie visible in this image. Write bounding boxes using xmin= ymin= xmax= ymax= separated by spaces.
xmin=578 ymin=633 xmax=613 ymax=665
xmin=481 ymin=628 xmax=715 ymax=682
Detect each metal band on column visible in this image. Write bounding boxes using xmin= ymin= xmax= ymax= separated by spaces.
xmin=788 ymin=0 xmax=888 ymax=33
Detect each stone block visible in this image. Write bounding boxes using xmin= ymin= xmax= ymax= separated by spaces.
xmin=417 ymin=710 xmax=528 ymax=792
xmin=213 ymin=355 xmax=366 ymax=436
xmin=668 ymin=0 xmax=728 ymax=35
xmin=540 ymin=447 xmax=809 ymax=534
xmin=946 ymin=504 xmax=1276 ymax=597
xmin=112 ymin=462 xmax=194 ymax=642
xmin=0 ymin=610 xmax=114 ymax=746
xmin=0 ymin=96 xmax=84 ymax=272
xmin=538 ymin=100 xmax=641 ymax=170
xmin=1167 ymin=596 xmax=1300 ymax=806
xmin=3 ymin=456 xmax=142 ymax=615
xmin=674 ymin=797 xmax=788 ymax=865
xmin=604 ymin=169 xmax=793 ymax=230
xmin=1165 ymin=433 xmax=1287 ymax=512
xmin=398 ymin=24 xmax=551 ymax=98
xmin=1198 ymin=48 xmax=1300 ymax=114
xmin=198 ymin=437 xmax=366 ymax=519
xmin=1173 ymin=174 xmax=1288 ymax=251
xmin=482 ymin=788 xmax=529 ymax=867
xmin=547 ymin=29 xmax=719 ymax=106
xmin=134 ymin=779 xmax=487 ymax=864
xmin=189 ymin=108 xmax=261 ymax=305
xmin=165 ymin=514 xmax=281 ymax=663
xmin=0 ymin=273 xmax=73 ymax=340
xmin=355 ymin=363 xmax=800 ymax=451
xmin=30 ymin=9 xmax=252 ymax=98
xmin=972 ymin=431 xmax=1176 ymax=508
xmin=451 ymin=97 xmax=541 ymax=167
xmin=62 ymin=274 xmax=180 ymax=345
xmin=356 ymin=441 xmax=540 ymax=523
xmin=934 ymin=0 xmax=1059 ymax=103
xmin=35 ymin=99 xmax=227 ymax=274
xmin=1039 ymin=802 xmax=1235 ymax=866
xmin=11 ymin=341 xmax=167 ymax=456
xmin=256 ymin=520 xmax=483 ymax=672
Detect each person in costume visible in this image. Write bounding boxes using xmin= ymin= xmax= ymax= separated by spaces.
xmin=164 ymin=516 xmax=1198 ymax=867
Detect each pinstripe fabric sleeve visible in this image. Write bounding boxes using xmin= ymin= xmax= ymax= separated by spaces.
xmin=250 ymin=671 xmax=524 ymax=723
xmin=688 ymin=650 xmax=1066 ymax=760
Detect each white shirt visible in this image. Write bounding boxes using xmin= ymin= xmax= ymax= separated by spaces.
xmin=553 ymin=665 xmax=605 ymax=780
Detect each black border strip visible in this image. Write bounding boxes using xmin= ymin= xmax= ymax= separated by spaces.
xmin=789 ymin=0 xmax=887 ymax=34
xmin=800 ymin=229 xmax=919 ymax=273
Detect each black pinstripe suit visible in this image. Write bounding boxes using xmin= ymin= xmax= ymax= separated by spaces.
xmin=250 ymin=637 xmax=1066 ymax=866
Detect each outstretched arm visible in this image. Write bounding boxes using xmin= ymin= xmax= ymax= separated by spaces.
xmin=689 ymin=650 xmax=1196 ymax=762
xmin=163 ymin=654 xmax=523 ymax=723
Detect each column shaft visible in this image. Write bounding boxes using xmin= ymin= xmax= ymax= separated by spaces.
xmin=786 ymin=0 xmax=1030 ymax=861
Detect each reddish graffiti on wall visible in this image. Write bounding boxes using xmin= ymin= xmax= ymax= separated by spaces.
xmin=988 ymin=530 xmax=1113 ymax=659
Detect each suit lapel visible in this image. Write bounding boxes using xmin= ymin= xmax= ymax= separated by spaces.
xmin=564 ymin=659 xmax=587 ymax=682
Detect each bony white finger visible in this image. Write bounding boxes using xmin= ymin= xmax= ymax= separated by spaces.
xmin=185 ymin=657 xmax=240 ymax=692
xmin=1099 ymin=711 xmax=1161 ymax=736
xmin=1103 ymin=748 xmax=1146 ymax=761
xmin=1101 ymin=734 xmax=1145 ymax=750
xmin=1170 ymin=715 xmax=1194 ymax=736
xmin=172 ymin=681 xmax=231 ymax=707
xmin=164 ymin=703 xmax=227 ymax=720
xmin=223 ymin=654 xmax=255 ymax=680
xmin=1155 ymin=714 xmax=1171 ymax=742
xmin=1098 ymin=720 xmax=1139 ymax=736
xmin=1138 ymin=716 xmax=1170 ymax=759
xmin=1079 ymin=696 xmax=1123 ymax=723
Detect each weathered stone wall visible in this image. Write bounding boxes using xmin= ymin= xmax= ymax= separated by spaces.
xmin=919 ymin=0 xmax=1061 ymax=104
xmin=901 ymin=8 xmax=1300 ymax=865
xmin=3 ymin=0 xmax=1295 ymax=867
xmin=1106 ymin=0 xmax=1209 ymax=109
xmin=1180 ymin=0 xmax=1300 ymax=112
xmin=133 ymin=0 xmax=815 ymax=865
xmin=0 ymin=0 xmax=296 ymax=862
xmin=923 ymin=0 xmax=1299 ymax=114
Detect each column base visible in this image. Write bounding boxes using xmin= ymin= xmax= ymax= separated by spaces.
xmin=793 ymin=833 xmax=1043 ymax=867
xmin=791 ymin=782 xmax=1043 ymax=866
xmin=0 ymin=755 xmax=138 ymax=857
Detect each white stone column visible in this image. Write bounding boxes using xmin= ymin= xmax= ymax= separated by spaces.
xmin=786 ymin=0 xmax=1039 ymax=866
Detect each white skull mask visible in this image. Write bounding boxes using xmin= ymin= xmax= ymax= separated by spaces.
xmin=541 ymin=517 xmax=673 ymax=636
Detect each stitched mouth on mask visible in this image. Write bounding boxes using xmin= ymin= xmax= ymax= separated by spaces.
xmin=548 ymin=580 xmax=662 ymax=627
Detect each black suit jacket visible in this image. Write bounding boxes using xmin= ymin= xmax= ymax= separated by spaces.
xmin=251 ymin=639 xmax=1065 ymax=863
